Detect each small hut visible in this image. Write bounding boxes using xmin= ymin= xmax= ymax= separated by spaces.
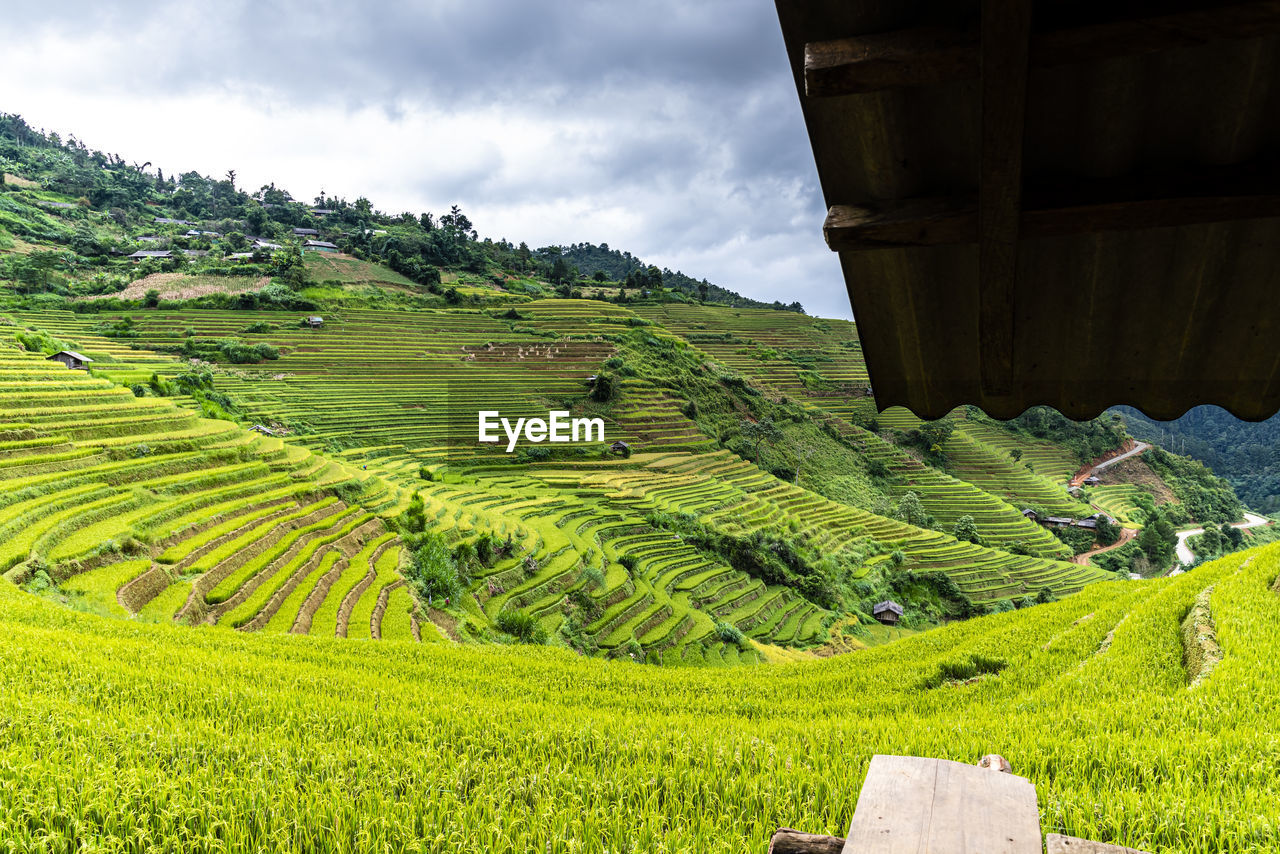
xmin=47 ymin=350 xmax=93 ymax=370
xmin=305 ymin=316 xmax=324 ymax=328
xmin=873 ymin=600 xmax=904 ymax=626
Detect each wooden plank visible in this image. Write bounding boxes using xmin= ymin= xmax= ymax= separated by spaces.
xmin=842 ymin=755 xmax=938 ymax=853
xmin=926 ymin=759 xmax=1042 ymax=853
xmin=978 ymin=0 xmax=1031 ymax=396
xmin=1046 ymin=833 xmax=1152 ymax=854
xmin=804 ymin=1 xmax=1280 ymax=97
xmin=842 ymin=756 xmax=1041 ymax=854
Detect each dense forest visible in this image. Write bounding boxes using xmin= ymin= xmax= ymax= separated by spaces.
xmin=1116 ymin=405 xmax=1280 ymax=513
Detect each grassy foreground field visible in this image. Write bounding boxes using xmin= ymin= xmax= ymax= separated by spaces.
xmin=1 ymin=543 xmax=1277 ymax=852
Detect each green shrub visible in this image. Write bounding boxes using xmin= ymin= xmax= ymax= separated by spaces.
xmin=495 ymin=609 xmax=547 ymax=644
xmin=714 ymin=621 xmax=747 ymax=648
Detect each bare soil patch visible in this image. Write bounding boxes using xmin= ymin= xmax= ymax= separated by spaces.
xmin=1098 ymin=456 xmax=1176 ymax=504
xmin=84 ymin=273 xmax=269 ymax=302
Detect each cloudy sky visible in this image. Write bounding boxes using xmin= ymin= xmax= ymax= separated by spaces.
xmin=2 ymin=1 xmax=853 ymax=318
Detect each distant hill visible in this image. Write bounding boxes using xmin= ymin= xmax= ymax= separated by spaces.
xmin=553 ymin=242 xmax=805 ymax=313
xmin=1115 ymin=405 xmax=1280 ymax=514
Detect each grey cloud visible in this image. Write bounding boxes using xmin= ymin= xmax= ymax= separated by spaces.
xmin=13 ymin=0 xmax=852 ymax=317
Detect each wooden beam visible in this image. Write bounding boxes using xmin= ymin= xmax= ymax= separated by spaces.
xmin=978 ymin=0 xmax=1031 ymax=396
xmin=805 ymin=1 xmax=1280 ymax=97
xmin=804 ymin=28 xmax=976 ymax=97
xmin=824 ymin=161 xmax=1280 ymax=250
xmin=823 ymin=197 xmax=976 ymax=251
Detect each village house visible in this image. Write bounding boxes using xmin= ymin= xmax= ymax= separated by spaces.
xmin=153 ymin=217 xmax=193 ymax=225
xmin=304 ymin=316 xmax=324 ymax=328
xmin=302 ymin=240 xmax=339 ymax=252
xmin=873 ymin=600 xmax=904 ymax=626
xmin=47 ymin=350 xmax=93 ymax=370
xmin=292 ymin=227 xmax=320 ymax=237
xmin=127 ymin=250 xmax=172 ymax=261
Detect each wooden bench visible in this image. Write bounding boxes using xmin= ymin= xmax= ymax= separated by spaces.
xmin=768 ymin=755 xmax=1151 ymax=854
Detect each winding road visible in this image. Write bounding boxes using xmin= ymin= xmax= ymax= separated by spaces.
xmin=1175 ymin=512 xmax=1271 ymax=566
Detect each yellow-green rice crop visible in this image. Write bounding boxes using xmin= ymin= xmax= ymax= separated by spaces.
xmin=2 ymin=545 xmax=1279 ymax=853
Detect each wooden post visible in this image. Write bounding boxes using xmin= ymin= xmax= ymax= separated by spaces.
xmin=767 ymin=828 xmax=845 ymax=854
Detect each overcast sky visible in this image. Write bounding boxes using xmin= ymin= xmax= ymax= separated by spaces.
xmin=2 ymin=1 xmax=851 ymax=318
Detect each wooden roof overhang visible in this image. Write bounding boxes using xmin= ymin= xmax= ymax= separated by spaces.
xmin=776 ymin=0 xmax=1280 ymax=420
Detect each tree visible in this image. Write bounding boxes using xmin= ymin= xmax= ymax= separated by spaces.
xmin=246 ymin=205 xmax=268 ymax=235
xmin=1138 ymin=513 xmax=1176 ymax=566
xmin=550 ymin=256 xmax=573 ymax=286
xmin=741 ymin=418 xmax=782 ymax=465
xmin=590 ymin=372 xmax=616 ymax=403
xmin=894 ymin=491 xmax=930 ymax=528
xmin=1010 ymin=448 xmax=1023 ymax=462
xmin=698 ymin=282 xmax=709 ymax=303
xmin=1095 ymin=515 xmax=1121 ymax=546
xmin=592 ymin=270 xmax=608 ymax=282
xmin=952 ymin=515 xmax=982 ymax=545
xmin=144 ymin=289 xmax=160 ymax=308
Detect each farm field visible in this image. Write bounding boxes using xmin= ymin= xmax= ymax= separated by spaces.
xmin=0 ymin=541 xmax=1276 ymax=852
xmin=0 ymin=346 xmax=419 ymax=641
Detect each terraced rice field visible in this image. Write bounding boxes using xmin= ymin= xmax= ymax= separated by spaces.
xmin=0 ymin=346 xmax=425 ymax=643
xmin=5 ymin=299 xmax=1112 ymax=661
xmin=1089 ymin=484 xmax=1149 ymax=523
